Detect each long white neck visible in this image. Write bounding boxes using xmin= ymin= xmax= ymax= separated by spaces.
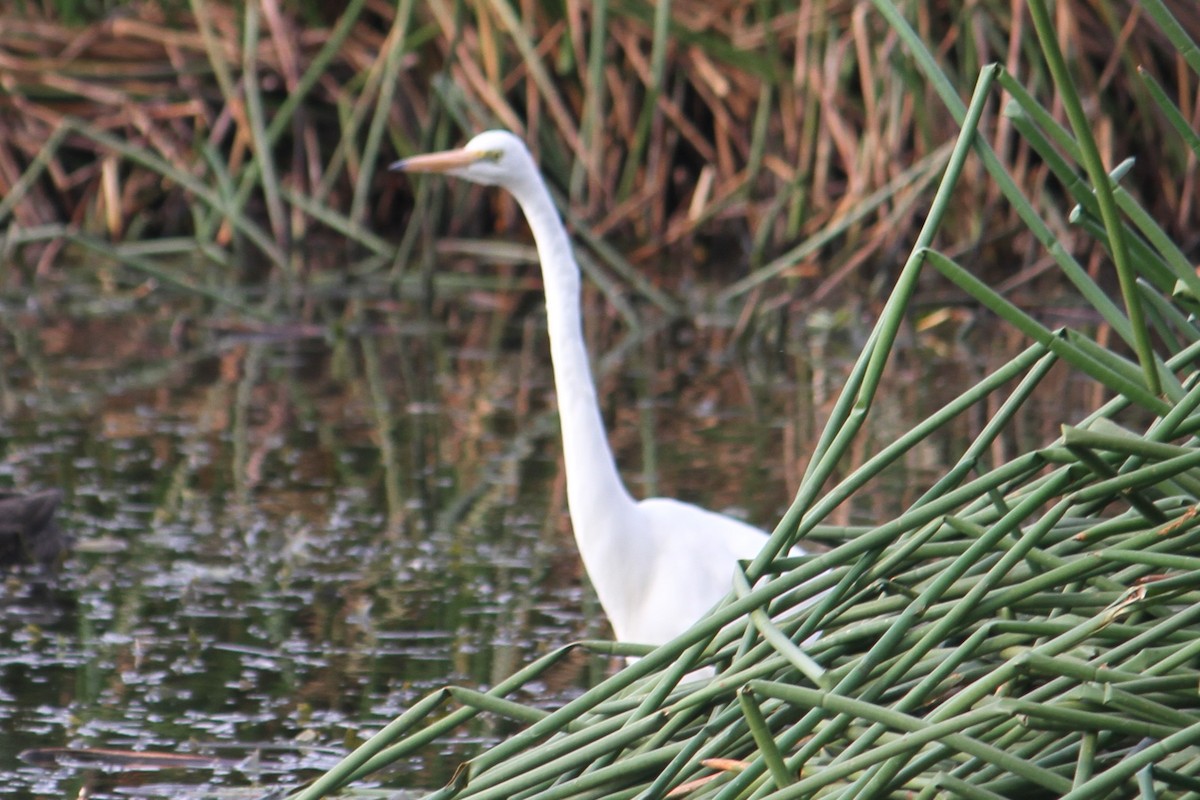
xmin=505 ymin=178 xmax=637 ymax=537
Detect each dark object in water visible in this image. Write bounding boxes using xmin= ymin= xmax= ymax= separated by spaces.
xmin=0 ymin=490 xmax=69 ymax=568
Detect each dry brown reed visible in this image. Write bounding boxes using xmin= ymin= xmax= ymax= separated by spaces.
xmin=0 ymin=1 xmax=1196 ymax=305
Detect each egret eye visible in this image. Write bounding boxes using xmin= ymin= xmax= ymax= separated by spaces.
xmin=477 ymin=149 xmax=503 ymax=163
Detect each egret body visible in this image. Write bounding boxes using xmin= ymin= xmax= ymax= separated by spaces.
xmin=393 ymin=131 xmax=801 ymax=646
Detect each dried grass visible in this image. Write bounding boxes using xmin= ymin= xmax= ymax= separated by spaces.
xmin=0 ymin=1 xmax=1196 ymax=306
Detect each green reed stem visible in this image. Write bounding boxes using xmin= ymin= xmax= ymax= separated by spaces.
xmin=1026 ymin=0 xmax=1157 ymax=396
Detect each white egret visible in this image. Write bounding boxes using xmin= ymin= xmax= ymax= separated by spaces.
xmin=392 ymin=130 xmax=804 ymax=646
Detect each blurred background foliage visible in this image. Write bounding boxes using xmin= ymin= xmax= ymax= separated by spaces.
xmin=1 ymin=0 xmax=1197 ymax=310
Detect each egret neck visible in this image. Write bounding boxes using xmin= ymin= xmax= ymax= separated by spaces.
xmin=503 ymin=172 xmax=642 ymax=574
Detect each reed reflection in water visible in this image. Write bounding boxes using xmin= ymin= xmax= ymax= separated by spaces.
xmin=0 ymin=280 xmax=1086 ymax=798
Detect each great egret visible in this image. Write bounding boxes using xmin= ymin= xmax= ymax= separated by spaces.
xmin=393 ymin=130 xmax=802 ymax=646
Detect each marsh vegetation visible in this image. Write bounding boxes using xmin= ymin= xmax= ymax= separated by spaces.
xmin=2 ymin=1 xmax=1200 ymax=798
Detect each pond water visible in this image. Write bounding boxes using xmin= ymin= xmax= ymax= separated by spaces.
xmin=0 ymin=275 xmax=1083 ymax=798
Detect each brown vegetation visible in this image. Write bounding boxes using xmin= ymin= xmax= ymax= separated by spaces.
xmin=0 ymin=1 xmax=1196 ymax=301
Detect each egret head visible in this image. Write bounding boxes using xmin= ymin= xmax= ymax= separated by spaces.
xmin=391 ymin=130 xmax=537 ymax=192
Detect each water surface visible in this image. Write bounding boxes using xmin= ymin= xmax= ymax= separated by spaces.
xmin=0 ymin=278 xmax=1082 ymax=797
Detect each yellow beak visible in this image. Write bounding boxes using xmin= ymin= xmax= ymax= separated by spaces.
xmin=390 ymin=148 xmax=482 ymax=174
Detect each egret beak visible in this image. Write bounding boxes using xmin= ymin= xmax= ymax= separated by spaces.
xmin=390 ymin=148 xmax=482 ymax=174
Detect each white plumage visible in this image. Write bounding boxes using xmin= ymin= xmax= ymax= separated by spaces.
xmin=393 ymin=130 xmax=804 ymax=646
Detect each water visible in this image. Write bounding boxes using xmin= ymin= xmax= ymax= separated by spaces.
xmin=0 ymin=282 xmax=1073 ymax=797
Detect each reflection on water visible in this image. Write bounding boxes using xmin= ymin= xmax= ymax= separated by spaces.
xmin=0 ymin=282 xmax=1089 ymax=798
